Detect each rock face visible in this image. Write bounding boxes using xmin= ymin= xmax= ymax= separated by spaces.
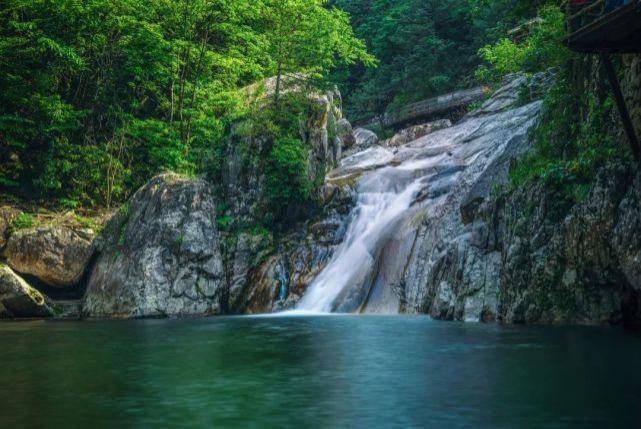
xmin=83 ymin=173 xmax=225 ymax=318
xmin=382 ymin=120 xmax=452 ymax=147
xmin=337 ymin=118 xmax=356 ymax=149
xmin=421 ymin=163 xmax=641 ymax=325
xmin=489 ymin=165 xmax=641 ymax=324
xmin=0 ymin=264 xmax=56 ymax=318
xmin=3 ymin=226 xmax=95 ymax=287
xmin=393 ymin=71 xmax=641 ymax=325
xmin=225 ymin=181 xmax=354 ymax=314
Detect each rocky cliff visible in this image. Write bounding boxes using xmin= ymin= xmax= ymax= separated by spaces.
xmin=397 ymin=63 xmax=641 ymax=325
xmin=2 ymin=63 xmax=640 ymax=324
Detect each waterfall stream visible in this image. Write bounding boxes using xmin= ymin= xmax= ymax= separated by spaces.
xmin=296 ymin=102 xmax=541 ymax=313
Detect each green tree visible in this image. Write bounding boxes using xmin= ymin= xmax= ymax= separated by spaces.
xmin=261 ymin=0 xmax=375 ymax=101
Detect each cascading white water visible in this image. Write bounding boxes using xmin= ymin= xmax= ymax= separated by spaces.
xmin=296 ymin=118 xmax=486 ymax=313
xmin=294 ymin=100 xmax=541 ymax=314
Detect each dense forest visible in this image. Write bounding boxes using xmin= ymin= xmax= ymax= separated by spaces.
xmin=0 ymin=0 xmax=373 ymax=208
xmin=0 ymin=0 xmax=627 ymax=218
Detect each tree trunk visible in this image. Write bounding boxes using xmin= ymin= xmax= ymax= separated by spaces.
xmin=275 ymin=62 xmax=283 ymax=102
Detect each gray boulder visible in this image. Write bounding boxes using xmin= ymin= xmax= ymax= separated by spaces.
xmin=337 ymin=118 xmax=356 ymax=149
xmin=3 ymin=226 xmax=95 ymax=287
xmin=353 ymin=128 xmax=379 ymax=149
xmin=83 ymin=173 xmax=225 ymax=318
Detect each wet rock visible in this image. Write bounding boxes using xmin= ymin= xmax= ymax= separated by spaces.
xmin=353 ymin=128 xmax=379 ymax=149
xmin=398 ymin=100 xmax=542 ymax=321
xmin=227 ymin=231 xmax=274 ymax=312
xmin=460 ymin=131 xmax=531 ymax=224
xmin=382 ymin=120 xmax=452 ymax=147
xmin=3 ymin=226 xmax=95 ymax=287
xmin=612 ymin=172 xmax=641 ymax=290
xmin=83 ymin=173 xmax=225 ymax=318
xmin=0 ymin=264 xmax=56 ymax=318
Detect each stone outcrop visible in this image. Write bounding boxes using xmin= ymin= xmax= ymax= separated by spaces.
xmin=352 ymin=128 xmax=379 ymax=149
xmin=83 ymin=173 xmax=225 ymax=318
xmin=225 ymin=181 xmax=354 ymax=314
xmin=382 ymin=120 xmax=452 ymax=147
xmin=0 ymin=264 xmax=56 ymax=318
xmin=395 ymin=70 xmax=641 ymax=325
xmin=489 ymin=165 xmax=641 ymax=324
xmin=3 ymin=226 xmax=95 ymax=287
xmin=337 ymin=118 xmax=356 ymax=149
xmin=420 ymin=163 xmax=641 ymax=325
xmin=220 ymin=89 xmax=353 ymax=229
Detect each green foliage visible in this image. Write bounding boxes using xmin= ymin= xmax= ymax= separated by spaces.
xmin=216 ymin=215 xmax=234 ymax=230
xmin=510 ymin=76 xmax=623 ymax=215
xmin=74 ymin=215 xmax=104 ymax=232
xmin=262 ymin=0 xmax=375 ymax=100
xmin=265 ymin=137 xmax=313 ymax=219
xmin=475 ymin=5 xmax=568 ymax=83
xmin=12 ymin=213 xmax=36 ymax=230
xmin=330 ymin=0 xmax=545 ymax=121
xmin=0 ymin=0 xmax=372 ymax=210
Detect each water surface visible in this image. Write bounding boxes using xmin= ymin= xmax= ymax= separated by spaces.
xmin=1 ymin=316 xmax=639 ymax=428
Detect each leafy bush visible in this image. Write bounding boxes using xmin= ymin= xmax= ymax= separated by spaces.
xmin=12 ymin=213 xmax=36 ymax=230
xmin=476 ymin=5 xmax=568 ymax=83
xmin=510 ymin=76 xmax=623 ymax=215
xmin=265 ymin=137 xmax=312 ymax=221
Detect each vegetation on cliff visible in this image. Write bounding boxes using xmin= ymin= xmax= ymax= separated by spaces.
xmin=0 ymin=0 xmax=372 ymax=209
xmin=1 ymin=0 xmax=636 ymax=228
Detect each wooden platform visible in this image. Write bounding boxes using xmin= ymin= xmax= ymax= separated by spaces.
xmin=565 ymin=1 xmax=641 ymax=53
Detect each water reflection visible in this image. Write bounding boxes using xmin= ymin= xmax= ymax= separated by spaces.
xmin=1 ymin=317 xmax=640 ymax=428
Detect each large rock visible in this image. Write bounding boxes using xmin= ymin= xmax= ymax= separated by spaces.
xmin=0 ymin=264 xmax=56 ymax=318
xmin=83 ymin=173 xmax=225 ymax=318
xmin=3 ymin=226 xmax=95 ymax=287
xmin=337 ymin=118 xmax=356 ymax=149
xmin=0 ymin=206 xmax=21 ymax=250
xmin=406 ymin=160 xmax=641 ymax=325
xmin=382 ymin=120 xmax=452 ymax=147
xmin=353 ymin=128 xmax=379 ymax=149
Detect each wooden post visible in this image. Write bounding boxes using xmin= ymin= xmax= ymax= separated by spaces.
xmin=601 ymin=53 xmax=641 ymax=162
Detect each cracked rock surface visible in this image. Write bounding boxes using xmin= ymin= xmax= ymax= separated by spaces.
xmin=82 ymin=173 xmax=225 ymax=318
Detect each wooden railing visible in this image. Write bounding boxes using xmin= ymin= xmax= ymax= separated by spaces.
xmin=563 ymin=0 xmax=607 ymax=35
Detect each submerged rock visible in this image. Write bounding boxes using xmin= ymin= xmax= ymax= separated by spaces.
xmin=83 ymin=173 xmax=225 ymax=318
xmin=0 ymin=264 xmax=56 ymax=318
xmin=3 ymin=226 xmax=95 ymax=287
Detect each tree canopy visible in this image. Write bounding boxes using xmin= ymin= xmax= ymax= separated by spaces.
xmin=0 ymin=0 xmax=371 ymax=207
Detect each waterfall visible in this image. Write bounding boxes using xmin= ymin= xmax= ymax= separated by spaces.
xmin=295 ymin=101 xmax=541 ymax=314
xmin=296 ymin=119 xmax=480 ymax=313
